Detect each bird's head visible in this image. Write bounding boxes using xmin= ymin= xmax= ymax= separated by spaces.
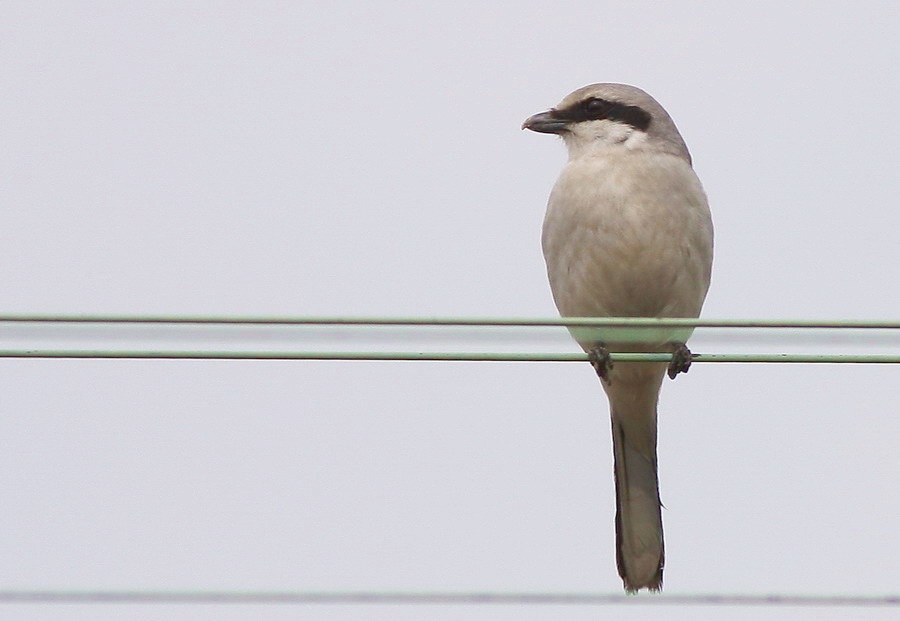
xmin=523 ymin=83 xmax=691 ymax=164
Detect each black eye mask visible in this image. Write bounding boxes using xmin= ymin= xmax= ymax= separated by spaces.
xmin=553 ymin=97 xmax=651 ymax=132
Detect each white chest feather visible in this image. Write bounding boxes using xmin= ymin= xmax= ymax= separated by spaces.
xmin=541 ymin=150 xmax=713 ymax=325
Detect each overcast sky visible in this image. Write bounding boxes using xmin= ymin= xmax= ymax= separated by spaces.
xmin=1 ymin=2 xmax=898 ymax=619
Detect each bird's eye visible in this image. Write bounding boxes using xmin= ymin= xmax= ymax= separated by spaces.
xmin=584 ymin=98 xmax=609 ymax=119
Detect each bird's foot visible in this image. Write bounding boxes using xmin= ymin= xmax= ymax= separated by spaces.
xmin=588 ymin=345 xmax=613 ymax=385
xmin=667 ymin=343 xmax=694 ymax=379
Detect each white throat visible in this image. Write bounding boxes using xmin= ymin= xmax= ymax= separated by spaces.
xmin=561 ymin=119 xmax=649 ymax=161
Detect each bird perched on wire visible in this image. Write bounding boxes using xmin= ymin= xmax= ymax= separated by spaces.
xmin=523 ymin=83 xmax=714 ymax=592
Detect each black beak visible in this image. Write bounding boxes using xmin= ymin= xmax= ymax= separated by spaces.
xmin=522 ymin=110 xmax=569 ymax=134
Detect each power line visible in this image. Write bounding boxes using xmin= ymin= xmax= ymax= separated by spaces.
xmin=1 ymin=314 xmax=898 ymax=329
xmin=0 ymin=591 xmax=896 ymax=606
xmin=2 ymin=315 xmax=897 ymax=362
xmin=0 ymin=350 xmax=898 ymax=363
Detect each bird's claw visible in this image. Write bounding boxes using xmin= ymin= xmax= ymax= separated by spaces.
xmin=589 ymin=345 xmax=613 ymax=384
xmin=667 ymin=343 xmax=694 ymax=379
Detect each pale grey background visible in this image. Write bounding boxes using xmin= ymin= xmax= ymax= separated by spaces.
xmin=1 ymin=1 xmax=898 ymax=619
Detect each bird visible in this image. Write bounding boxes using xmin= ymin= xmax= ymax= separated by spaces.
xmin=523 ymin=83 xmax=714 ymax=592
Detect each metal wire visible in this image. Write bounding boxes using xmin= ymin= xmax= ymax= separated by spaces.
xmin=1 ymin=350 xmax=899 ymax=363
xmin=1 ymin=314 xmax=898 ymax=328
xmin=1 ymin=315 xmax=898 ymax=362
xmin=0 ymin=591 xmax=896 ymax=606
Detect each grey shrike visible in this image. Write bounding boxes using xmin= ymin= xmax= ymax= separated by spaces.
xmin=523 ymin=84 xmax=714 ymax=592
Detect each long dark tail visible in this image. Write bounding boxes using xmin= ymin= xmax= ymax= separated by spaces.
xmin=608 ymin=373 xmax=665 ymax=592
